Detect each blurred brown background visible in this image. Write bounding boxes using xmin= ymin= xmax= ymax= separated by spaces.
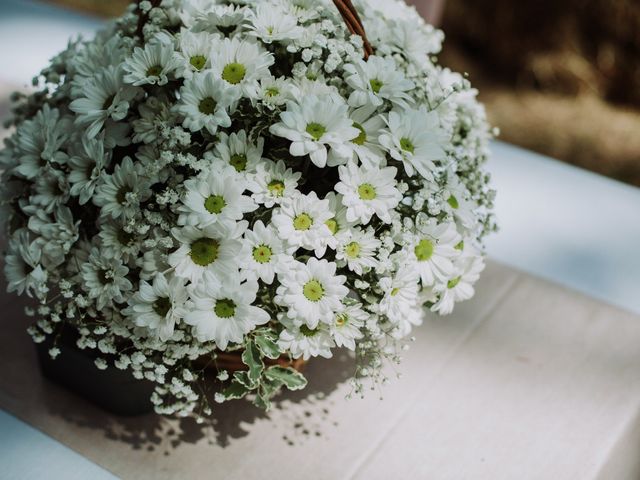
xmin=46 ymin=0 xmax=640 ymax=186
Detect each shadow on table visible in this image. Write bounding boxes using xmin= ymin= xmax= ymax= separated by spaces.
xmin=42 ymin=350 xmax=354 ymax=450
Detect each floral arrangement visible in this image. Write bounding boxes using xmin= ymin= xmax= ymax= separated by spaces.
xmin=0 ymin=0 xmax=495 ymax=416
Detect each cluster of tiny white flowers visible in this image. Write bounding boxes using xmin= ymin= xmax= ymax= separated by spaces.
xmin=1 ymin=0 xmax=495 ymax=416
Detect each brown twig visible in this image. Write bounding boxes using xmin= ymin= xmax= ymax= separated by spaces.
xmin=333 ymin=0 xmax=374 ymax=59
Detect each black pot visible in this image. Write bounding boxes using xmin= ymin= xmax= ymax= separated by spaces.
xmin=36 ymin=328 xmax=155 ymax=416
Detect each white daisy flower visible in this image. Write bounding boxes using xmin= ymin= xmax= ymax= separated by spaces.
xmin=246 ymin=159 xmax=301 ymax=208
xmin=94 ymin=157 xmax=149 ymax=220
xmin=239 ymin=220 xmax=291 ymax=284
xmin=324 ymin=192 xmax=356 ymax=239
xmin=98 ymin=222 xmax=140 ymax=262
xmin=344 ymin=55 xmax=415 ymax=109
xmin=4 ymin=229 xmax=48 ymax=299
xmin=275 ymin=257 xmax=348 ymax=329
xmin=80 ymin=248 xmax=133 ymax=309
xmin=178 ymin=165 xmax=257 ymax=228
xmin=280 ymin=0 xmax=323 ymax=22
xmin=168 ymin=222 xmax=246 ymax=286
xmin=278 ymin=316 xmax=334 ymax=360
xmin=127 ymin=273 xmax=189 ymax=341
xmin=442 ymin=170 xmax=478 ymax=229
xmin=209 ymin=37 xmax=274 ymax=98
xmin=271 ymin=191 xmax=334 ymax=256
xmin=335 ymin=162 xmax=402 ymax=225
xmin=379 ymin=107 xmax=447 ymax=180
xmin=431 ymin=253 xmax=485 ymax=315
xmin=330 ymin=303 xmax=367 ymax=350
xmin=246 ymin=4 xmax=303 ymax=44
xmin=30 ymin=169 xmax=70 ymax=214
xmin=68 ymin=135 xmax=111 ymax=205
xmin=174 ymin=29 xmax=219 ymax=78
xmin=176 ymin=71 xmax=241 ymax=135
xmin=213 ymin=130 xmax=264 ymax=174
xmin=377 ymin=266 xmax=420 ymax=326
xmin=184 ymin=3 xmax=248 ymax=37
xmin=257 ymin=76 xmax=296 ymax=108
xmin=402 ymin=221 xmax=461 ymax=287
xmin=335 ymin=227 xmax=381 ymax=275
xmin=328 ymin=107 xmax=386 ymax=168
xmin=184 ymin=272 xmax=269 ymax=349
xmin=123 ymin=40 xmax=181 ymax=86
xmin=269 ymin=95 xmax=360 ymax=168
xmin=69 ymin=66 xmax=138 ymax=139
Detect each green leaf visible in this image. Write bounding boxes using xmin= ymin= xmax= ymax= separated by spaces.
xmin=264 ymin=365 xmax=307 ymax=391
xmin=253 ymin=392 xmax=271 ymax=411
xmin=222 ymin=379 xmax=250 ymax=400
xmin=241 ymin=341 xmax=264 ymax=384
xmin=254 ymin=332 xmax=281 ymax=360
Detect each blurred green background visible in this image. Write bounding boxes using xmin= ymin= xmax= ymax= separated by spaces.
xmin=45 ymin=0 xmax=640 ymax=186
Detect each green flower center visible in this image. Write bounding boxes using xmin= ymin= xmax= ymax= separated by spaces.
xmin=265 ymin=86 xmax=279 ymax=97
xmin=358 ymin=183 xmax=376 ymax=200
xmin=335 ymin=313 xmax=348 ymax=326
xmin=300 ymin=324 xmax=319 ymax=337
xmin=351 ymin=122 xmax=367 ymax=145
xmin=414 ymin=238 xmax=435 ymax=262
xmin=252 ymin=245 xmax=273 ymax=264
xmin=222 ymin=62 xmax=246 ymax=84
xmin=325 ymin=218 xmax=338 ymax=235
xmin=267 ymin=179 xmax=285 ymax=197
xmin=455 ymin=240 xmax=465 ymax=251
xmin=447 ymin=195 xmax=459 ymax=209
xmin=400 ymin=137 xmax=415 ymax=154
xmin=198 ymin=97 xmax=217 ymax=115
xmin=229 ymin=153 xmax=247 ymax=172
xmin=204 ymin=195 xmax=226 ymax=214
xmin=190 ymin=55 xmax=207 ymax=71
xmin=190 ymin=238 xmax=220 ymax=266
xmin=447 ymin=276 xmax=461 ymax=289
xmin=116 ymin=229 xmax=135 ymax=247
xmin=293 ymin=213 xmax=313 ymax=231
xmin=390 ymin=287 xmax=400 ymax=296
xmin=153 ymin=297 xmax=171 ymax=317
xmin=370 ymin=78 xmax=383 ymax=93
xmin=345 ymin=241 xmax=361 ymax=258
xmin=303 ymin=279 xmax=324 ymax=302
xmin=214 ymin=298 xmax=236 ymax=318
xmin=306 ymin=122 xmax=326 ymax=141
xmin=146 ymin=65 xmax=163 ymax=77
xmin=116 ymin=186 xmax=132 ymax=205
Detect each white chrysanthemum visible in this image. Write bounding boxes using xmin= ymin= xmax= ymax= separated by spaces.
xmin=271 ymin=192 xmax=334 ymax=256
xmin=209 ymin=37 xmax=274 ymax=98
xmin=168 ymin=222 xmax=246 ymax=286
xmin=431 ymin=252 xmax=485 ymax=315
xmin=239 ymin=220 xmax=291 ymax=284
xmin=328 ymin=107 xmax=386 ymax=168
xmin=98 ymin=222 xmax=140 ymax=262
xmin=27 ymin=206 xmax=79 ymax=269
xmin=330 ymin=303 xmax=367 ymax=350
xmin=69 ymin=66 xmax=138 ymax=139
xmin=247 ymin=3 xmax=303 ymax=44
xmin=344 ymin=55 xmax=415 ymax=109
xmin=335 ymin=162 xmax=402 ymax=224
xmin=278 ymin=316 xmax=334 ymax=360
xmin=389 ymin=18 xmax=443 ymax=66
xmin=174 ymin=29 xmax=219 ymax=78
xmin=324 ymin=192 xmax=356 ymax=240
xmin=176 ymin=71 xmax=241 ymax=135
xmin=94 ymin=156 xmax=149 ymax=220
xmin=246 ymin=159 xmax=301 ymax=207
xmin=275 ymin=258 xmax=348 ymax=329
xmin=178 ymin=166 xmax=257 ymax=228
xmin=123 ymin=40 xmax=181 ymax=86
xmin=269 ymin=95 xmax=360 ymax=168
xmin=379 ymin=108 xmax=447 ymax=180
xmin=3 ymin=229 xmax=48 ymax=299
xmin=80 ymin=248 xmax=133 ymax=309
xmin=30 ymin=169 xmax=70 ymax=214
xmin=257 ymin=76 xmax=296 ymax=107
xmin=402 ymin=221 xmax=461 ymax=287
xmin=68 ymin=135 xmax=111 ymax=205
xmin=127 ymin=274 xmax=189 ymax=341
xmin=184 ymin=273 xmax=269 ymax=349
xmin=213 ymin=130 xmax=264 ymax=174
xmin=335 ymin=227 xmax=381 ymax=275
xmin=442 ymin=170 xmax=478 ymax=229
xmin=182 ymin=3 xmax=248 ymax=37
xmin=377 ymin=266 xmax=420 ymax=326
